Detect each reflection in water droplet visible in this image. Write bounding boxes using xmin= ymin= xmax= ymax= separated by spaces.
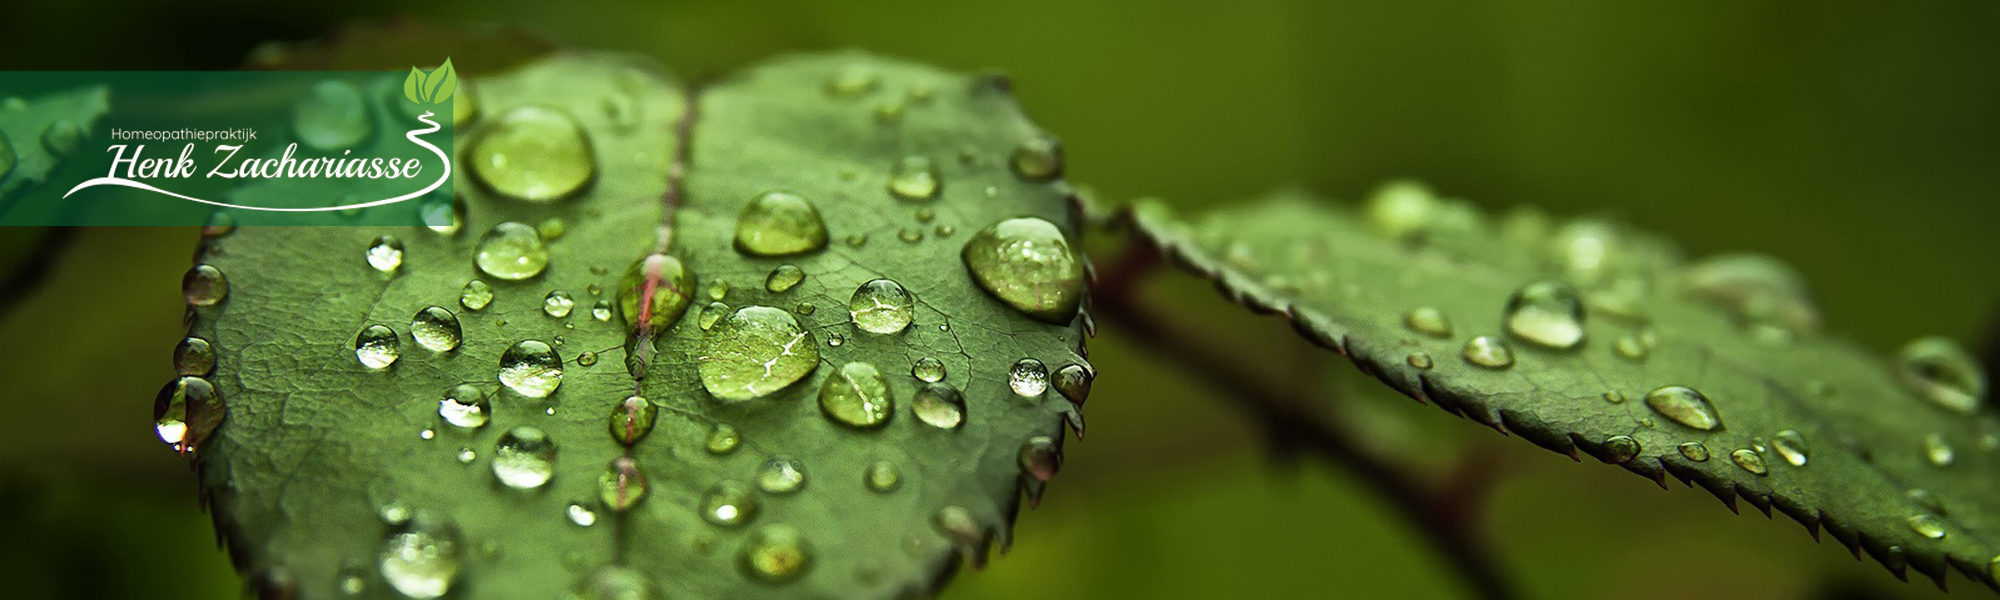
xmin=294 ymin=80 xmax=371 ymax=151
xmin=912 ymin=383 xmax=966 ymax=429
xmin=706 ymin=423 xmax=741 ymax=455
xmin=702 ymin=480 xmax=759 ymax=527
xmin=460 ymin=280 xmax=494 ymax=311
xmin=962 ymin=217 xmax=1084 ymax=323
xmin=850 ymin=279 xmax=915 ymax=334
xmin=1923 ymin=433 xmax=1955 ymax=467
xmin=1644 ymin=386 xmax=1723 ymax=431
xmin=597 ymin=457 xmax=649 ymax=512
xmin=609 ymin=395 xmax=657 ymax=446
xmin=543 ymin=290 xmax=575 ymax=318
xmin=366 ymin=236 xmax=405 ymax=273
xmin=741 ymin=524 xmax=810 ymax=581
xmin=438 ymin=384 xmax=490 ymax=430
xmin=410 ymin=307 xmax=462 ymax=352
xmin=1896 ymin=337 xmax=1986 ymax=414
xmin=819 ymin=362 xmax=893 ymax=428
xmin=735 ymin=192 xmax=829 ymax=256
xmin=174 ymin=337 xmax=215 ymax=376
xmin=912 ymin=357 xmax=947 ymax=383
xmin=757 ymin=457 xmax=807 ymax=494
xmin=498 ymin=340 xmax=563 ymax=398
xmin=1908 ymin=514 xmax=1946 ymax=540
xmin=1403 ymin=307 xmax=1453 ymax=338
xmin=1460 ymin=336 xmax=1515 ymax=369
xmin=888 ymin=155 xmax=939 ymax=200
xmin=566 ymin=502 xmax=597 ymax=527
xmin=470 ymin=105 xmax=595 ymax=202
xmin=1054 ymin=364 xmax=1093 ymax=405
xmin=1677 ymin=442 xmax=1711 ymax=462
xmin=1009 ymin=358 xmax=1049 ymax=397
xmin=618 ymin=253 xmax=697 ymax=334
xmin=1019 ymin=436 xmax=1059 ymax=480
xmin=354 ymin=325 xmax=400 ymax=369
xmin=377 ymin=513 xmax=461 ymax=599
xmin=1010 ymin=138 xmax=1063 ymax=181
xmin=492 ymin=427 xmax=557 ymax=489
xmin=1772 ymin=430 xmax=1808 ymax=467
xmin=699 ymin=306 xmax=820 ymax=401
xmin=864 ymin=461 xmax=902 ymax=492
xmin=591 ymin=301 xmax=612 ymax=322
xmin=700 ymin=302 xmax=730 ymax=330
xmin=183 ymin=264 xmax=229 ymax=306
xmin=474 ymin=222 xmax=549 ymax=280
xmin=1503 ymin=280 xmax=1587 ymax=350
xmin=765 ymin=265 xmax=805 ymax=293
xmin=154 ymin=377 xmax=223 ymax=453
xmin=1730 ymin=448 xmax=1768 ymax=475
xmin=456 ymin=448 xmax=476 ymax=464
xmin=1600 ymin=435 xmax=1640 ymax=464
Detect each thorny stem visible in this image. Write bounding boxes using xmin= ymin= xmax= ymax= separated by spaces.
xmin=1092 ymin=241 xmax=1517 ymax=600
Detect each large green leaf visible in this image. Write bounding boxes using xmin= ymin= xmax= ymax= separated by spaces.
xmin=175 ymin=50 xmax=1091 ymax=599
xmin=1122 ymin=184 xmax=1998 ymax=591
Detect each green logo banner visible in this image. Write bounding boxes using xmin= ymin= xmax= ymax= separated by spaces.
xmin=0 ymin=64 xmax=456 ymax=225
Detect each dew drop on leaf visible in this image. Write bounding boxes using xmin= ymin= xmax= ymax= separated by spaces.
xmin=1895 ymin=336 xmax=1986 ymax=415
xmin=849 ymin=278 xmax=915 ymax=334
xmin=173 ymin=336 xmax=215 ymax=376
xmin=699 ymin=302 xmax=729 ymax=330
xmin=1459 ymin=335 xmax=1515 ymax=369
xmin=376 ymin=512 xmax=462 ymax=600
xmin=437 ymin=384 xmax=489 ymax=430
xmin=574 ymin=566 xmax=654 ymax=599
xmin=491 ymin=426 xmax=558 ymax=490
xmin=1772 ymin=430 xmax=1809 ymax=467
xmin=698 ymin=306 xmax=819 ymax=401
xmin=1644 ymin=385 xmax=1723 ymax=431
xmin=497 ymin=340 xmax=563 ymax=398
xmin=459 ymin=280 xmax=493 ymax=311
xmin=566 ymin=502 xmax=597 ymax=527
xmin=1908 ymin=514 xmax=1947 ymax=539
xmin=410 ymin=306 xmax=462 ymax=353
xmin=911 ymin=357 xmax=947 ymax=383
xmin=471 ymin=105 xmax=595 ymax=202
xmin=1730 ymin=448 xmax=1768 ymax=476
xmin=543 ymin=290 xmax=575 ymax=318
xmin=420 ymin=193 xmax=465 ymax=235
xmin=1613 ymin=334 xmax=1649 ymax=362
xmin=888 ymin=155 xmax=940 ymax=200
xmin=1600 ymin=435 xmax=1640 ymax=464
xmin=1009 ymin=137 xmax=1062 ymax=182
xmin=1053 ymin=363 xmax=1093 ymax=405
xmin=734 ymin=191 xmax=829 ymax=256
xmin=1406 ymin=352 xmax=1434 ymax=370
xmin=702 ymin=480 xmax=759 ymax=527
xmin=182 ymin=264 xmax=229 ymax=306
xmin=912 ymin=382 xmax=966 ymax=430
xmin=741 ymin=524 xmax=810 ymax=582
xmin=597 ymin=456 xmax=649 ymax=512
xmin=961 ymin=217 xmax=1083 ymax=323
xmin=864 ymin=461 xmax=902 ymax=493
xmin=1677 ymin=442 xmax=1711 ymax=462
xmin=756 ymin=457 xmax=808 ymax=494
xmin=365 ymin=235 xmax=404 ymax=273
xmin=617 ymin=253 xmax=697 ymax=334
xmin=353 ymin=324 xmax=400 ymax=369
xmin=1503 ymin=280 xmax=1587 ymax=350
xmin=474 ymin=222 xmax=550 ymax=281
xmin=590 ymin=300 xmax=612 ymax=322
xmin=819 ymin=362 xmax=893 ymax=429
xmin=705 ymin=423 xmax=741 ymax=455
xmin=608 ymin=395 xmax=657 ymax=445
xmin=1923 ymin=432 xmax=1955 ymax=467
xmin=153 ymin=376 xmax=222 ymax=453
xmin=1019 ymin=436 xmax=1059 ymax=480
xmin=1402 ymin=306 xmax=1453 ymax=338
xmin=764 ymin=265 xmax=805 ymax=293
xmin=1009 ymin=358 xmax=1049 ymax=397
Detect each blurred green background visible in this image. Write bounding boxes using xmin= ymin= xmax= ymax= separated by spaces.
xmin=3 ymin=1 xmax=1996 ymax=598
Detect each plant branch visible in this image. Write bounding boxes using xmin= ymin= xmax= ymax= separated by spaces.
xmin=1091 ymin=240 xmax=1516 ymax=600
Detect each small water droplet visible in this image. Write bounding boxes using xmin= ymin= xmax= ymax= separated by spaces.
xmin=913 ymin=383 xmax=966 ymax=429
xmin=1009 ymin=358 xmax=1049 ymax=397
xmin=1406 ymin=352 xmax=1434 ymax=370
xmin=1054 ymin=364 xmax=1093 ymax=405
xmin=474 ymin=222 xmax=550 ymax=280
xmin=589 ymin=300 xmax=612 ymax=322
xmin=864 ymin=461 xmax=902 ymax=492
xmin=699 ymin=306 xmax=820 ymax=401
xmin=888 ymin=155 xmax=940 ymax=200
xmin=1773 ymin=430 xmax=1809 ymax=467
xmin=1923 ymin=432 xmax=1955 ymax=466
xmin=543 ymin=290 xmax=575 ymax=318
xmin=597 ymin=456 xmax=649 ymax=512
xmin=820 ymin=362 xmax=893 ymax=428
xmin=765 ymin=265 xmax=805 ymax=293
xmin=757 ymin=457 xmax=807 ymax=494
xmin=471 ymin=105 xmax=595 ymax=202
xmin=438 ymin=384 xmax=490 ymax=429
xmin=700 ymin=302 xmax=730 ymax=330
xmin=1010 ymin=138 xmax=1062 ymax=181
xmin=617 ymin=253 xmax=697 ymax=333
xmin=962 ymin=217 xmax=1084 ymax=323
xmin=183 ymin=264 xmax=229 ymax=306
xmin=935 ymin=224 xmax=956 ymax=237
xmin=1603 ymin=390 xmax=1627 ymax=404
xmin=850 ymin=279 xmax=915 ymax=334
xmin=700 ymin=480 xmax=760 ymax=528
xmin=1896 ymin=337 xmax=1986 ymax=414
xmin=294 ymin=80 xmax=371 ymax=151
xmin=1908 ymin=514 xmax=1946 ymax=539
xmin=420 ymin=193 xmax=465 ymax=235
xmin=577 ymin=351 xmax=598 ymax=367
xmin=735 ymin=192 xmax=829 ymax=256
xmin=1677 ymin=442 xmax=1711 ymax=462
xmin=498 ymin=340 xmax=563 ymax=398
xmin=1019 ymin=436 xmax=1060 ymax=480
xmin=174 ymin=337 xmax=215 ymax=376
xmin=366 ymin=236 xmax=405 ymax=273
xmin=1600 ymin=435 xmax=1640 ymax=464
xmin=354 ymin=324 xmax=401 ymax=369
xmin=741 ymin=524 xmax=810 ymax=581
xmin=1644 ymin=386 xmax=1723 ymax=431
xmin=410 ymin=307 xmax=462 ymax=353
xmin=609 ymin=395 xmax=657 ymax=445
xmin=1613 ymin=334 xmax=1649 ymax=361
xmin=706 ymin=423 xmax=741 ymax=455
xmin=912 ymin=357 xmax=947 ymax=383
xmin=1460 ymin=336 xmax=1515 ymax=369
xmin=566 ymin=502 xmax=598 ymax=527
xmin=1504 ymin=280 xmax=1587 ymax=350
xmin=825 ymin=65 xmax=879 ymax=96
xmin=459 ymin=280 xmax=493 ymax=311
xmin=1730 ymin=448 xmax=1768 ymax=475
xmin=154 ymin=376 xmax=223 ymax=453
xmin=492 ymin=427 xmax=557 ymax=489
xmin=845 ymin=233 xmax=869 ymax=248
xmin=795 ymin=302 xmax=816 ymax=316
xmin=456 ymin=448 xmax=476 ymax=464
xmin=1403 ymin=307 xmax=1453 ymax=338
xmin=419 ymin=428 xmax=435 ymax=440
xmin=897 ymin=227 xmax=925 ymax=243
xmin=933 ymin=505 xmax=982 ymax=549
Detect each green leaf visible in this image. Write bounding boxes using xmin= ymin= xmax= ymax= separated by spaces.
xmin=0 ymin=86 xmax=109 ymax=203
xmin=1122 ymin=184 xmax=2000 ymax=590
xmin=426 ymin=58 xmax=457 ymax=106
xmin=179 ymin=50 xmax=1090 ymax=599
xmin=403 ymin=67 xmax=425 ymax=105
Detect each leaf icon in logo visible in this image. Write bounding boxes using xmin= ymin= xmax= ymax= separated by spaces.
xmin=424 ymin=58 xmax=456 ymax=105
xmin=402 ymin=67 xmax=425 ymax=104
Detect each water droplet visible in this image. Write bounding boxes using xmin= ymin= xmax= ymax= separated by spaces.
xmin=543 ymin=290 xmax=575 ymax=318
xmin=765 ymin=265 xmax=805 ymax=293
xmin=1600 ymin=435 xmax=1640 ymax=464
xmin=1773 ymin=430 xmax=1808 ymax=467
xmin=933 ymin=505 xmax=982 ymax=548
xmin=699 ymin=306 xmax=820 ymax=401
xmin=1613 ymin=334 xmax=1649 ymax=361
xmin=849 ymin=279 xmax=915 ymax=334
xmin=1403 ymin=307 xmax=1453 ymax=338
xmin=1677 ymin=442 xmax=1711 ymax=462
xmin=492 ymin=427 xmax=557 ymax=489
xmin=498 ymin=340 xmax=563 ymax=398
xmin=701 ymin=424 xmax=742 ymax=456
xmin=574 ymin=565 xmax=654 ymax=600
xmin=819 ymin=362 xmax=893 ymax=428
xmin=377 ymin=513 xmax=461 ymax=599
xmin=609 ymin=395 xmax=656 ymax=445
xmin=700 ymin=302 xmax=729 ymax=330
xmin=1020 ymin=436 xmax=1059 ymax=480
xmin=1460 ymin=336 xmax=1515 ymax=369
xmin=1896 ymin=337 xmax=1985 ymax=414
xmin=888 ymin=155 xmax=940 ymax=200
xmin=201 ymin=211 xmax=235 ymax=238
xmin=366 ymin=236 xmax=405 ymax=273
xmin=734 ymin=191 xmax=829 ymax=256
xmin=1406 ymin=352 xmax=1434 ymax=370
xmin=1730 ymin=448 xmax=1768 ymax=475
xmin=962 ymin=217 xmax=1084 ymax=323
xmin=935 ymin=224 xmax=957 ymax=237
xmin=913 ymin=383 xmax=966 ymax=429
xmin=597 ymin=456 xmax=649 ymax=512
xmin=410 ymin=307 xmax=462 ymax=353
xmin=864 ymin=461 xmax=902 ymax=492
xmin=741 ymin=525 xmax=810 ymax=582
xmin=354 ymin=324 xmax=401 ymax=369
xmin=590 ymin=301 xmax=612 ymax=322
xmin=1054 ymin=364 xmax=1093 ymax=406
xmin=1009 ymin=358 xmax=1049 ymax=397
xmin=336 ymin=563 xmax=368 ymax=596
xmin=40 ymin=119 xmax=81 ymax=156
xmin=418 ymin=428 xmax=436 ymax=440
xmin=1603 ymin=390 xmax=1627 ymax=404
xmin=845 ymin=233 xmax=869 ymax=248
xmin=1644 ymin=386 xmax=1723 ymax=431
xmin=566 ymin=502 xmax=598 ymax=527
xmin=897 ymin=227 xmax=925 ymax=243
xmin=174 ymin=337 xmax=215 ymax=376
xmin=154 ymin=377 xmax=223 ymax=453
xmin=577 ymin=351 xmax=598 ymax=366
xmin=420 ymin=193 xmax=465 ymax=235
xmin=183 ymin=264 xmax=229 ymax=306
xmin=825 ymin=65 xmax=878 ymax=96
xmin=618 ymin=253 xmax=697 ymax=333
xmin=455 ymin=448 xmax=476 ymax=464
xmin=471 ymin=105 xmax=595 ymax=202
xmin=1010 ymin=138 xmax=1062 ymax=181
xmin=1923 ymin=432 xmax=1955 ymax=466
xmin=701 ymin=480 xmax=759 ymax=527
xmin=1681 ymin=253 xmax=1820 ymax=334
xmin=459 ymin=280 xmax=493 ymax=311
xmin=1904 ymin=514 xmax=1946 ymax=540
xmin=1503 ymin=280 xmax=1587 ymax=350
xmin=438 ymin=384 xmax=490 ymax=429
xmin=294 ymin=80 xmax=371 ymax=151
xmin=912 ymin=357 xmax=947 ymax=383
xmin=756 ymin=457 xmax=807 ymax=494
xmin=474 ymin=222 xmax=550 ymax=280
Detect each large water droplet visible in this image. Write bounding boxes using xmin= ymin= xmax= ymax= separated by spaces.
xmin=474 ymin=222 xmax=549 ymax=280
xmin=735 ymin=192 xmax=829 ymax=256
xmin=410 ymin=307 xmax=462 ymax=352
xmin=438 ymin=384 xmax=490 ymax=429
xmin=492 ymin=427 xmax=557 ymax=489
xmin=1054 ymin=364 xmax=1093 ymax=406
xmin=741 ymin=525 xmax=810 ymax=582
xmin=543 ymin=290 xmax=575 ymax=318
xmin=912 ymin=357 xmax=947 ymax=383
xmin=1923 ymin=432 xmax=1955 ymax=467
xmin=912 ymin=383 xmax=966 ymax=429
xmin=459 ymin=280 xmax=493 ymax=311
xmin=864 ymin=461 xmax=902 ymax=493
xmin=706 ymin=423 xmax=742 ymax=455
xmin=1009 ymin=358 xmax=1049 ymax=397
xmin=365 ymin=236 xmax=404 ymax=273
xmin=354 ymin=324 xmax=401 ymax=369
xmin=962 ymin=217 xmax=1083 ymax=323
xmin=174 ymin=336 xmax=215 ymax=376
xmin=618 ymin=253 xmax=696 ymax=334
xmin=609 ymin=395 xmax=657 ymax=445
xmin=1460 ymin=336 xmax=1515 ymax=369
xmin=1009 ymin=138 xmax=1062 ymax=181
xmin=1644 ymin=386 xmax=1723 ymax=431
xmin=888 ymin=155 xmax=940 ymax=200
xmin=1896 ymin=337 xmax=1985 ymax=414
xmin=598 ymin=457 xmax=649 ymax=512
xmin=154 ymin=376 xmax=223 ymax=453
xmin=377 ymin=513 xmax=461 ymax=599
xmin=1772 ymin=430 xmax=1809 ymax=467
xmin=1503 ymin=280 xmax=1586 ymax=350
xmin=764 ymin=265 xmax=805 ymax=294
xmin=819 ymin=362 xmax=893 ymax=428
xmin=498 ymin=340 xmax=563 ymax=398
xmin=702 ymin=480 xmax=759 ymax=527
xmin=849 ymin=279 xmax=915 ymax=334
xmin=183 ymin=264 xmax=229 ymax=306
xmin=294 ymin=80 xmax=371 ymax=151
xmin=1403 ymin=307 xmax=1453 ymax=338
xmin=471 ymin=105 xmax=595 ymax=202
xmin=756 ymin=457 xmax=807 ymax=494
xmin=699 ymin=306 xmax=820 ymax=401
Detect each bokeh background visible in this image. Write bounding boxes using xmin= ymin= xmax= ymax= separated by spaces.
xmin=3 ymin=1 xmax=1997 ymax=598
